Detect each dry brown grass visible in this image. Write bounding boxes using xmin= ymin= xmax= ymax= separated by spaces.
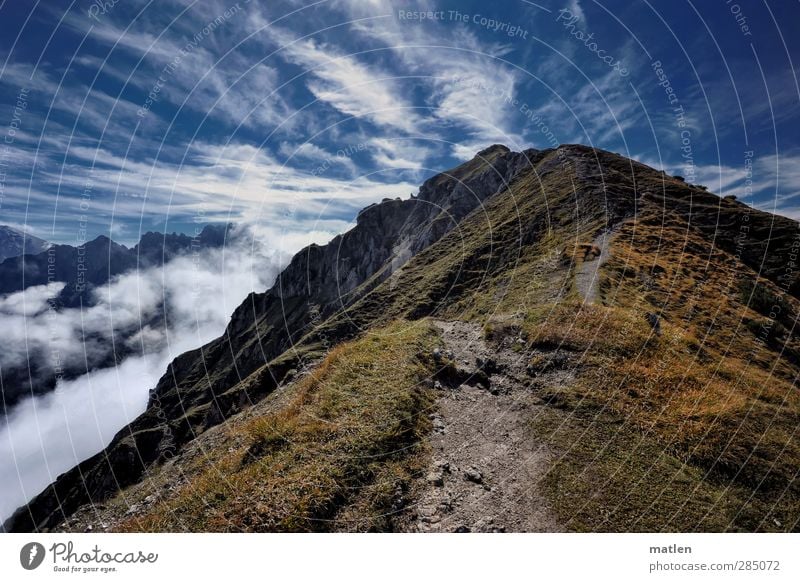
xmin=116 ymin=319 xmax=438 ymax=532
xmin=504 ymin=210 xmax=800 ymax=529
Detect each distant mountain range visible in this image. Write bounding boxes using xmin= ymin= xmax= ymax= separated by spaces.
xmin=0 ymin=226 xmax=50 ymax=262
xmin=0 ymin=224 xmax=232 ymax=411
xmin=0 ymin=224 xmax=230 ymax=308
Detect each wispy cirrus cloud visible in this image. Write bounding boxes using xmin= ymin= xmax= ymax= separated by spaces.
xmin=9 ymin=139 xmax=416 ymax=243
xmin=266 ymin=26 xmax=422 ymax=133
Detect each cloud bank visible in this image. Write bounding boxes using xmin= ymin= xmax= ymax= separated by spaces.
xmin=0 ymin=224 xmax=333 ymax=523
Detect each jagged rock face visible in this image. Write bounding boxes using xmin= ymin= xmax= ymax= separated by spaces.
xmin=0 ymin=236 xmax=134 ymax=297
xmin=274 ymin=145 xmax=541 ymax=303
xmin=392 ymin=145 xmax=543 ymax=262
xmin=8 ymin=143 xmax=800 ymax=533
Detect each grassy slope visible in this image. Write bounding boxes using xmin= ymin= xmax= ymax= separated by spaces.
xmin=84 ymin=146 xmax=800 ymax=531
xmin=116 ymin=319 xmax=438 ymax=532
xmin=313 ymin=145 xmax=800 ymax=531
xmin=476 ymin=151 xmax=800 ymax=531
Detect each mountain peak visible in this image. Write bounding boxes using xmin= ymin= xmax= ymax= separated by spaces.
xmin=476 ymin=144 xmax=511 ymax=157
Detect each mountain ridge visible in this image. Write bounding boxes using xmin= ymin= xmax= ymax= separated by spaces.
xmin=6 ymin=143 xmax=800 ymax=532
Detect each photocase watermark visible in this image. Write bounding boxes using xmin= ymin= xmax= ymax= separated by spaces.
xmin=555 ymin=9 xmax=629 ymax=77
xmin=728 ymin=150 xmax=755 ymax=272
xmin=87 ymin=0 xmax=121 ymax=22
xmin=20 ymin=542 xmax=46 ymax=570
xmin=397 ymin=9 xmax=530 ymax=39
xmin=742 ymin=149 xmax=755 ymax=198
xmin=0 ymin=87 xmax=29 ymax=211
xmin=46 ymin=243 xmax=65 ymax=385
xmin=190 ymin=206 xmax=209 ymax=301
xmin=449 ymin=74 xmax=563 ymax=153
xmin=3 ymin=87 xmax=28 ymax=145
xmin=19 ymin=540 xmax=158 ymax=574
xmin=309 ymin=141 xmax=367 ymax=176
xmin=2 ymin=87 xmax=68 ymax=388
xmin=74 ymin=168 xmax=94 ymax=292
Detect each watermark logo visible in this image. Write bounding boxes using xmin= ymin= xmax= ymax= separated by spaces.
xmin=555 ymin=9 xmax=629 ymax=77
xmin=20 ymin=542 xmax=46 ymax=570
xmin=87 ymin=0 xmax=121 ymax=22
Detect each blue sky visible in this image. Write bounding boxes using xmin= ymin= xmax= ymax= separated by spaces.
xmin=0 ymin=0 xmax=798 ymax=245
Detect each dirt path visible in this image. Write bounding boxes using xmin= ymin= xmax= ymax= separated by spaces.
xmin=574 ymin=229 xmax=613 ymax=304
xmin=409 ymin=320 xmax=562 ymax=532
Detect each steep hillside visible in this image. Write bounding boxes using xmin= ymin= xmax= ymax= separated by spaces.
xmin=7 ymin=144 xmax=800 ymax=532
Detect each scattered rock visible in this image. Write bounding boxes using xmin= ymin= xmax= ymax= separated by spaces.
xmin=437 ymin=498 xmax=453 ymax=512
xmin=645 ymin=312 xmax=661 ymax=335
xmin=464 ymin=467 xmax=483 ymax=484
xmin=431 ymin=415 xmax=446 ymax=432
xmin=411 ymin=319 xmax=562 ymax=534
xmin=476 ymin=357 xmax=501 ymax=374
xmin=391 ymin=484 xmax=406 ymax=511
xmin=418 ymin=506 xmax=438 ymax=519
xmin=426 ymin=471 xmax=444 ymax=486
xmin=434 ymin=460 xmax=451 ymax=473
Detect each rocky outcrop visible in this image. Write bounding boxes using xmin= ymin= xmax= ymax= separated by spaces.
xmin=0 ymin=224 xmax=231 ymax=302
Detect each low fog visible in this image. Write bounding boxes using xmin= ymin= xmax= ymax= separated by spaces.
xmin=0 ymin=225 xmax=334 ymax=523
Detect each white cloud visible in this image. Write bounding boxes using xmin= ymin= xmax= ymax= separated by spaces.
xmin=342 ymin=14 xmax=530 ymax=155
xmin=22 ymin=140 xmax=417 ymax=239
xmin=0 ymin=223 xmax=339 ymax=523
xmin=756 ymin=154 xmax=800 ymax=198
xmin=367 ymin=137 xmax=433 ymax=170
xmin=568 ymin=0 xmax=586 ymax=21
xmin=268 ymin=29 xmax=421 ymax=132
xmin=630 ymin=153 xmax=791 ymax=209
xmin=278 ymin=141 xmax=357 ymax=176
